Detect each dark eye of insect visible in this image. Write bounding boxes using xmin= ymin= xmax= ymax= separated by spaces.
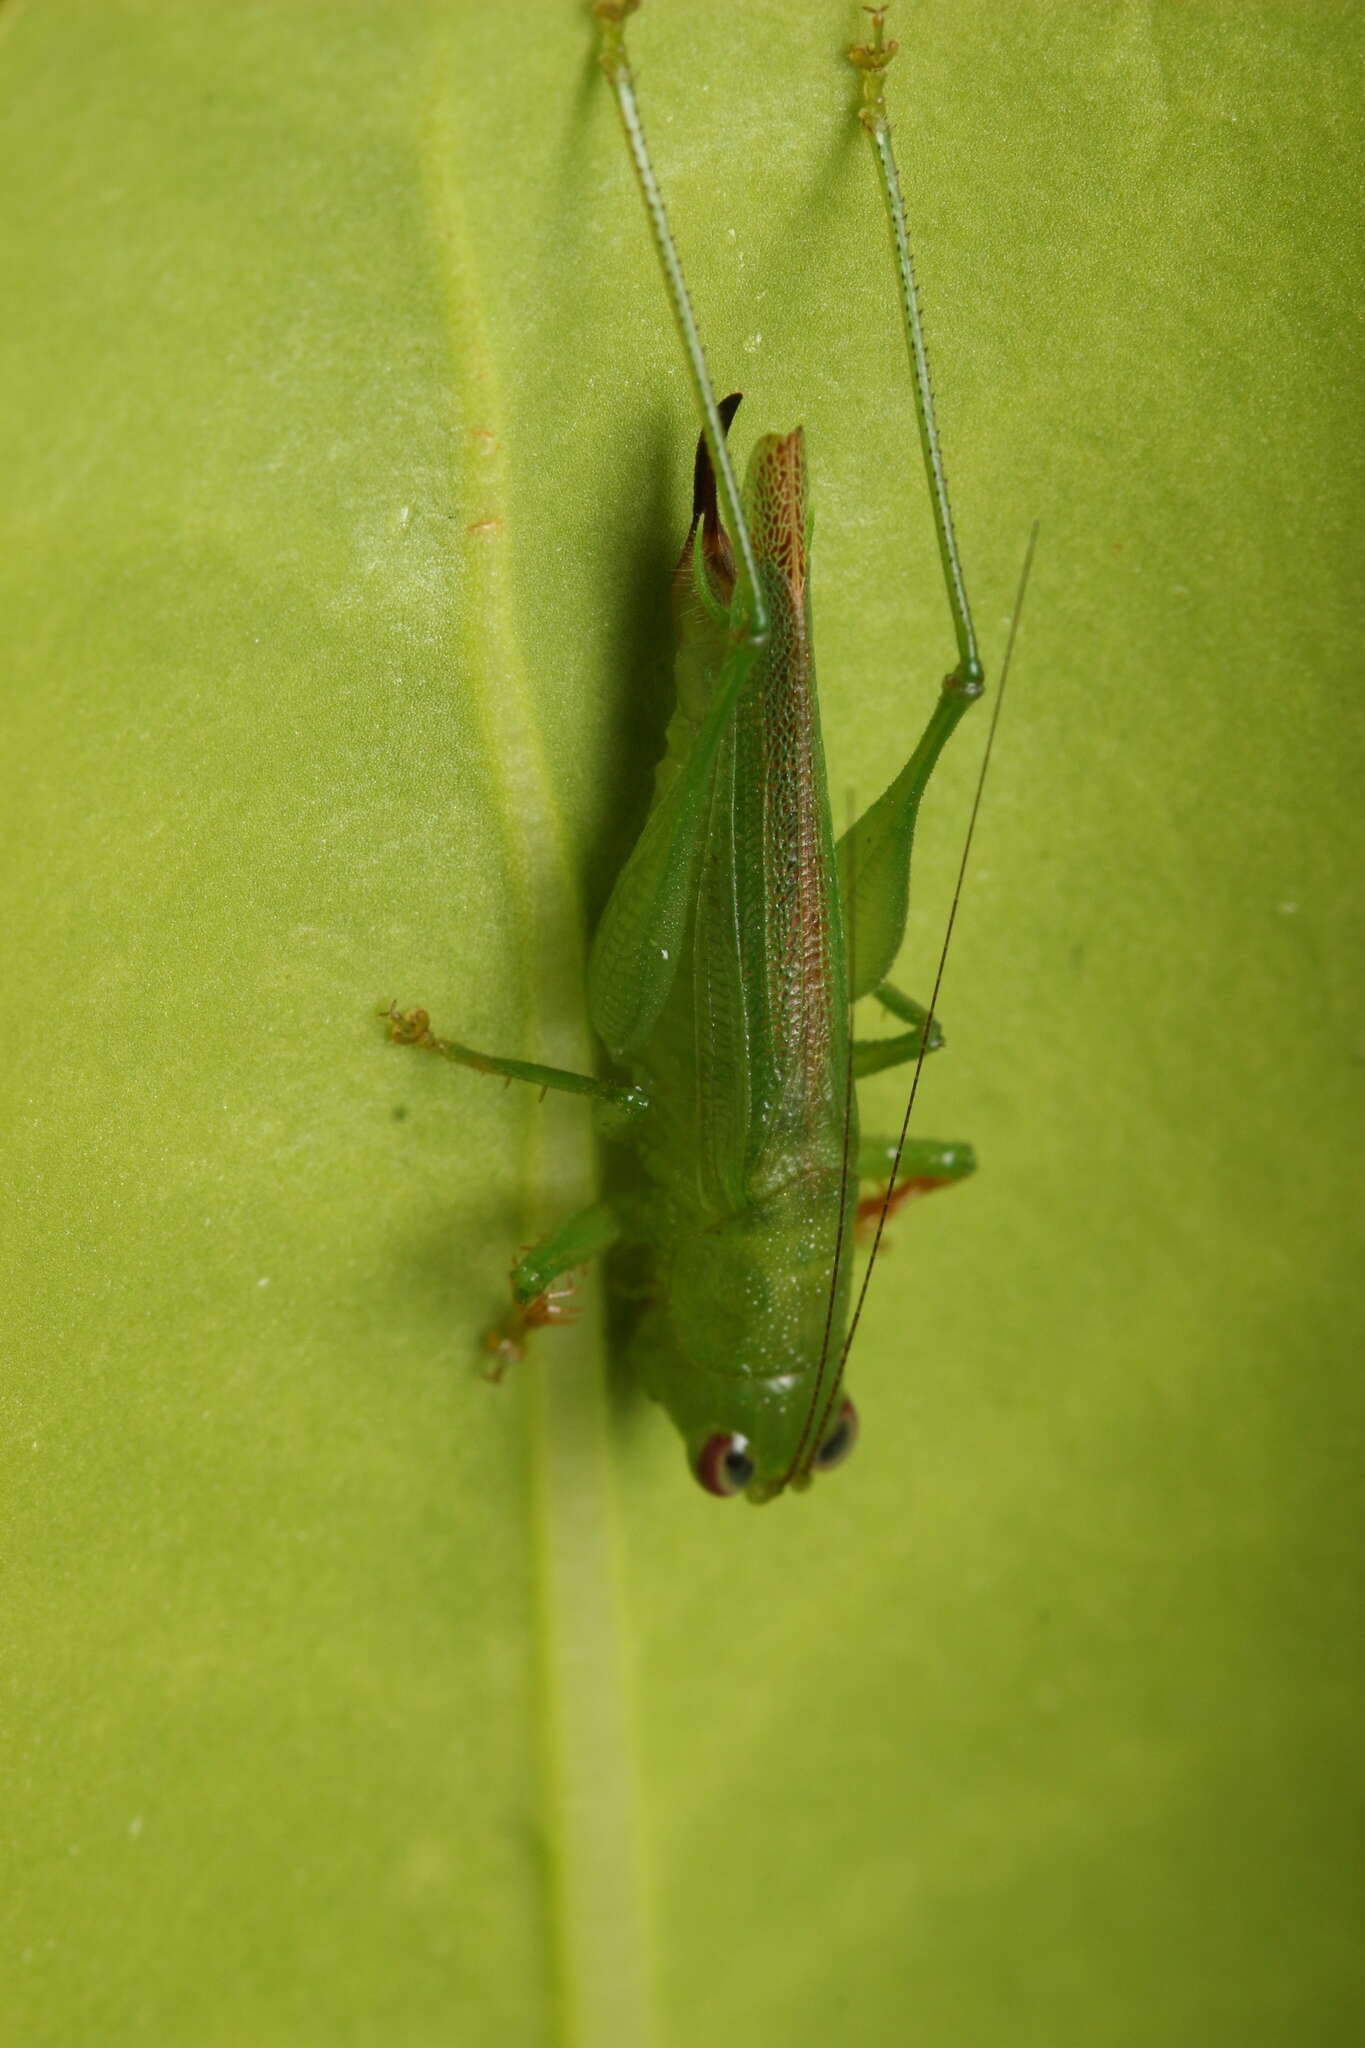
xmin=812 ymin=1399 xmax=859 ymax=1473
xmin=696 ymin=1433 xmax=755 ymax=1498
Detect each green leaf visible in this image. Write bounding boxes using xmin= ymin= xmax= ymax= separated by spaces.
xmin=4 ymin=4 xmax=1362 ymax=2043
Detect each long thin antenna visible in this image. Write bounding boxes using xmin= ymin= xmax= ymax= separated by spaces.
xmin=836 ymin=524 xmax=1039 ymax=1380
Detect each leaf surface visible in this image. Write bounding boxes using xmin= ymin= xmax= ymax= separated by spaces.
xmin=3 ymin=4 xmax=1362 ymax=2044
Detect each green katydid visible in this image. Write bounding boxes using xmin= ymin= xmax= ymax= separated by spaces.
xmin=384 ymin=2 xmax=1031 ymax=1502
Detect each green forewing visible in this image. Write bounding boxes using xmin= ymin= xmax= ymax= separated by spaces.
xmin=586 ymin=639 xmax=758 ymax=1063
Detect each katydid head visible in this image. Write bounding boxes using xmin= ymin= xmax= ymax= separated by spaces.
xmin=637 ymin=1180 xmax=863 ymax=1502
xmin=691 ymin=1396 xmax=860 ymax=1503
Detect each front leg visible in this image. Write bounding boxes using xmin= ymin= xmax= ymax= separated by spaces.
xmin=855 ymin=1132 xmax=976 ymax=1235
xmin=485 ymin=1200 xmax=629 ymax=1379
xmin=381 ymin=1003 xmax=648 ymax=1119
xmin=852 ymin=979 xmax=945 ymax=1078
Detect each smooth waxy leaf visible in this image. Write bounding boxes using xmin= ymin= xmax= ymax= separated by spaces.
xmin=3 ymin=4 xmax=1362 ymax=2043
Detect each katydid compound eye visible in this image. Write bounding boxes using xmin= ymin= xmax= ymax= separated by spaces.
xmin=696 ymin=1433 xmax=754 ymax=1498
xmin=812 ymin=1398 xmax=859 ymax=1473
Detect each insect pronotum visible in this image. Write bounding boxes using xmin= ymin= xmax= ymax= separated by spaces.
xmin=384 ymin=2 xmax=1032 ymax=1502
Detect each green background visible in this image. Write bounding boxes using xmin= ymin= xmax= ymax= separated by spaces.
xmin=3 ymin=3 xmax=1362 ymax=2043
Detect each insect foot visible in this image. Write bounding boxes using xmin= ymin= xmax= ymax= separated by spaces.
xmin=380 ymin=1001 xmax=437 ymax=1049
xmin=855 ymin=1178 xmax=926 ymax=1242
xmin=848 ymin=9 xmax=898 ymax=82
xmin=481 ymin=1274 xmax=581 ymax=1382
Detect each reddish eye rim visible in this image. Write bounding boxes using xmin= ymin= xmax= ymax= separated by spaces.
xmin=812 ymin=1397 xmax=859 ymax=1472
xmin=696 ymin=1432 xmax=754 ymax=1498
